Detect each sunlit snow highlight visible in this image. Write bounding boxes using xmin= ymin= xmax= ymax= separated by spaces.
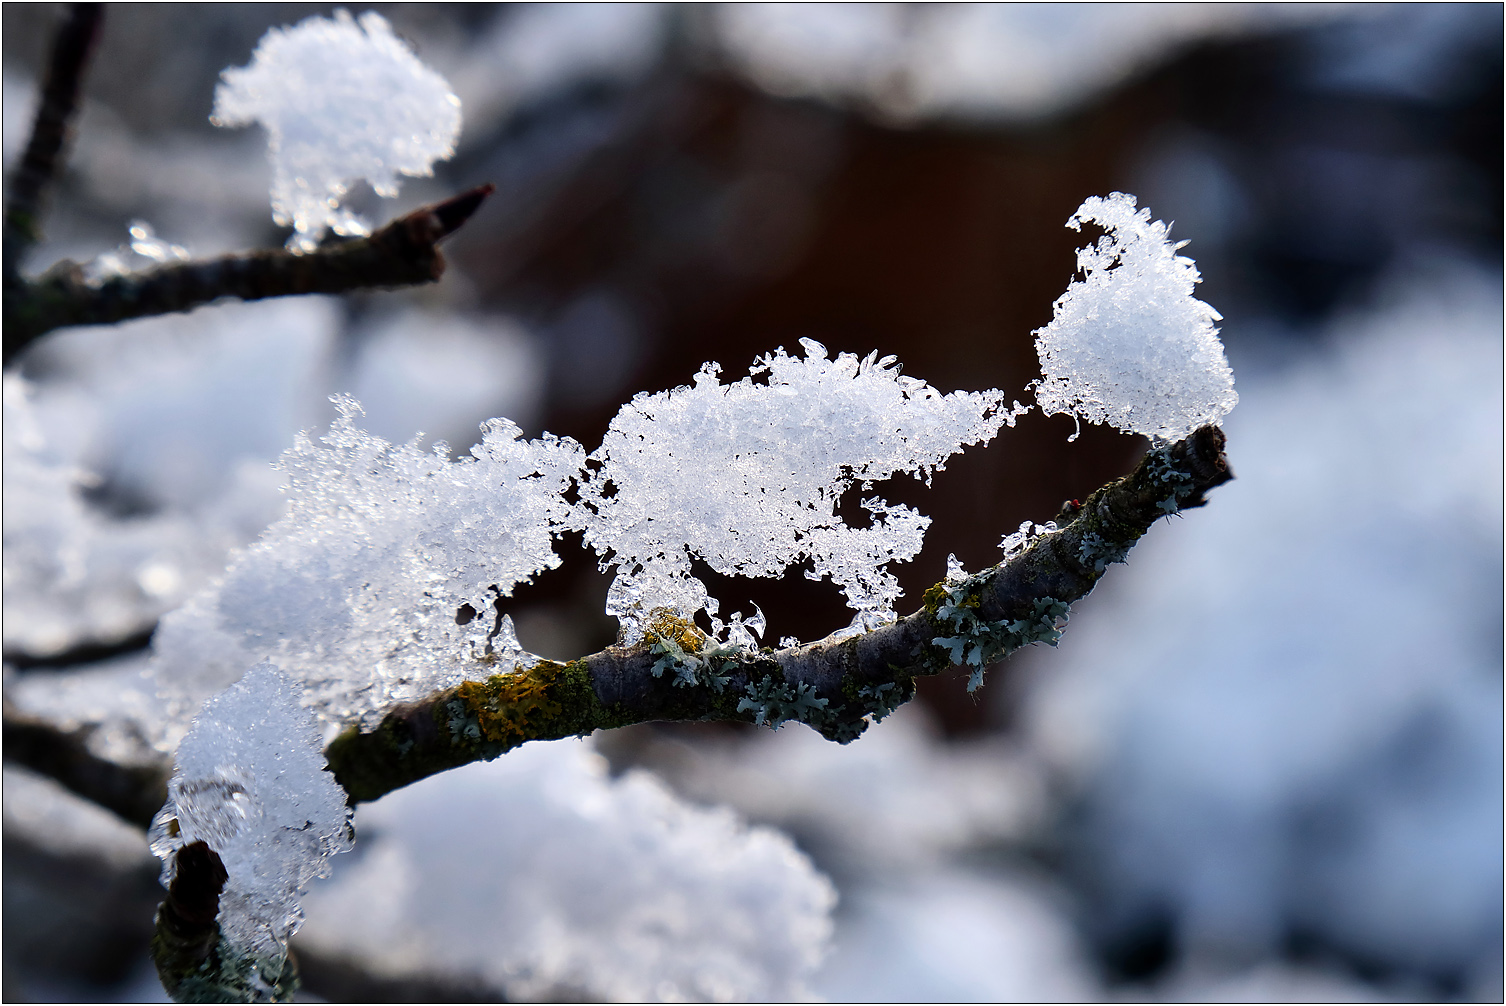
xmin=148 ymin=662 xmax=352 ymax=962
xmin=1033 ymin=193 xmax=1236 ymax=441
xmin=212 ymin=10 xmax=462 ymax=252
xmin=578 ymin=339 xmax=1019 ymax=642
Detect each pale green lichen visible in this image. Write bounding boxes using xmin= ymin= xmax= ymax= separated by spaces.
xmin=1077 ymin=531 xmax=1131 ymax=572
xmin=738 ymin=674 xmax=830 ymax=729
xmin=931 ymin=574 xmax=1071 ymax=691
xmin=1145 ymin=442 xmax=1198 ymax=514
xmin=856 ymin=681 xmax=906 ymax=723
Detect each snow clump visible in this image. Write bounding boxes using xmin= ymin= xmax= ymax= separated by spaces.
xmin=212 ymin=10 xmax=462 ymax=252
xmin=578 ymin=339 xmax=1019 ymax=643
xmin=151 ymin=398 xmax=584 ymax=727
xmin=1032 ymin=192 xmax=1236 ymax=440
xmin=148 ymin=662 xmax=353 ymax=965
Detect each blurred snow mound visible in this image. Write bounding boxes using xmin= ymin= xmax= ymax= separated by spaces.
xmin=714 ymin=4 xmax=1350 ymax=123
xmin=813 ymin=868 xmax=1099 ymax=1002
xmin=298 ymin=740 xmax=835 ymax=1002
xmin=612 ymin=704 xmax=1047 ymax=874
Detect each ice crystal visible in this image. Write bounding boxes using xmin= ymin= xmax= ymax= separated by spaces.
xmin=83 ymin=220 xmax=191 ymax=283
xmin=212 ymin=10 xmax=462 ymax=252
xmin=151 ymin=398 xmax=583 ymax=726
xmin=998 ymin=520 xmax=1057 ymax=560
xmin=1032 ymin=193 xmax=1236 ymax=441
xmin=148 ymin=662 xmax=352 ymax=963
xmin=579 ymin=339 xmax=1016 ymax=642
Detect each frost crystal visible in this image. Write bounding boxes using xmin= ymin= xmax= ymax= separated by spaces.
xmin=151 ymin=398 xmax=584 ymax=726
xmin=1032 ymin=193 xmax=1236 ymax=441
xmin=212 ymin=10 xmax=462 ymax=252
xmin=148 ymin=662 xmax=352 ymax=964
xmin=999 ymin=520 xmax=1057 ymax=560
xmin=578 ymin=339 xmax=1014 ymax=641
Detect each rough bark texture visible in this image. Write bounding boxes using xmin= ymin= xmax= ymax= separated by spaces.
xmin=3 ymin=185 xmax=494 ymax=362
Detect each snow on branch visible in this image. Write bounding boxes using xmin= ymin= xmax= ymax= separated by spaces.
xmin=1033 ymin=193 xmax=1237 ymax=441
xmin=148 ymin=663 xmax=351 ymax=1002
xmin=3 ymin=10 xmax=486 ymax=363
xmin=212 ymin=10 xmax=463 ymax=253
xmin=325 ymin=425 xmax=1232 ymax=804
xmin=151 ymin=397 xmax=585 ymax=730
xmin=578 ymin=339 xmax=1023 ymax=643
xmin=136 ymin=416 xmax=1228 ymax=1001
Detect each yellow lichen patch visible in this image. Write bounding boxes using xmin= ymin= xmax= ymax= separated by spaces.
xmin=921 ymin=581 xmax=951 ymax=614
xmin=457 ymin=662 xmax=566 ymax=746
xmin=644 ymin=607 xmax=706 ymax=653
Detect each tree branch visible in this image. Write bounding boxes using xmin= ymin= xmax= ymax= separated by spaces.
xmin=2 ymin=3 xmax=102 ymax=279
xmin=4 ymin=427 xmax=1230 ymax=818
xmin=2 ymin=698 xmax=169 ymax=829
xmin=327 ymin=426 xmax=1233 ymax=803
xmin=3 ymin=184 xmax=494 ymax=364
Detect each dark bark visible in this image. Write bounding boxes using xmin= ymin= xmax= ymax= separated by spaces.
xmin=2 ymin=701 xmax=169 ymax=829
xmin=3 ymin=185 xmax=494 ymax=363
xmin=2 ymin=3 xmax=102 ymax=278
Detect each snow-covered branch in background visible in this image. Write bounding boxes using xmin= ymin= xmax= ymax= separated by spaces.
xmin=210 ymin=9 xmax=462 ymax=253
xmin=4 ymin=183 xmax=494 ymax=359
xmin=3 ymin=11 xmax=485 ymax=360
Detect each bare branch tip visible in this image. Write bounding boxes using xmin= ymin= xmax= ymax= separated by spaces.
xmin=430 ymin=182 xmax=496 ymax=238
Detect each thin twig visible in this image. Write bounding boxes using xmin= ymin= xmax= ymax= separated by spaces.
xmin=1 ymin=699 xmax=169 ymax=828
xmin=3 ymin=184 xmax=495 ymax=364
xmin=2 ymin=3 xmax=103 ymax=278
xmin=3 ymin=625 xmax=156 ymax=670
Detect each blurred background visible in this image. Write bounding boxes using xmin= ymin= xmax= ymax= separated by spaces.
xmin=2 ymin=3 xmax=1500 ymax=1001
